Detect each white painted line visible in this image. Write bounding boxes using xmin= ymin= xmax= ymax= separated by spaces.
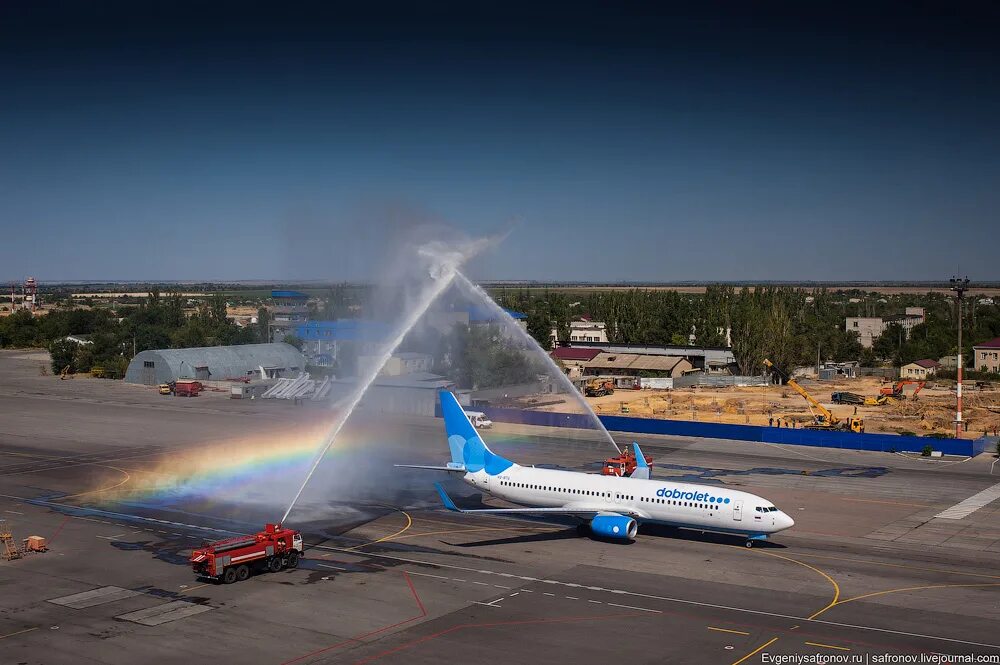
xmin=588 ymin=599 xmax=602 ymax=604
xmin=317 ymin=564 xmax=347 ymax=571
xmin=471 ymin=581 xmax=489 ymax=586
xmin=608 ymin=602 xmax=662 ymax=614
xmin=935 ymin=482 xmax=1000 ymax=520
xmin=329 ymin=545 xmax=1000 ymax=651
xmin=565 ymin=596 xmax=579 ymax=600
xmin=493 ymin=585 xmax=511 ymax=589
xmin=472 ymin=601 xmax=502 ymax=608
xmin=543 ymin=592 xmax=555 ymax=597
xmin=406 ymin=571 xmax=450 ymax=580
xmin=95 ymin=533 xmax=127 ymax=540
xmin=452 ymin=578 xmax=466 ymax=583
xmin=5 ymin=510 xmax=24 ymax=515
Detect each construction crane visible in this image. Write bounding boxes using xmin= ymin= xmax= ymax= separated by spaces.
xmin=763 ymin=359 xmax=865 ymax=433
xmin=879 ymin=380 xmax=925 ymax=400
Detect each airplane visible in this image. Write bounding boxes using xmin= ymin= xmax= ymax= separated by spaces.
xmin=397 ymin=391 xmax=795 ymax=547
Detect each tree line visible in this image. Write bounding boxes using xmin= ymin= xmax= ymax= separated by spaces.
xmin=494 ymin=286 xmax=1000 ymax=375
xmin=0 ymin=290 xmax=260 ymax=378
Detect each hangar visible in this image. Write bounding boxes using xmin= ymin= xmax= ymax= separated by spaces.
xmin=124 ymin=342 xmax=306 ymax=385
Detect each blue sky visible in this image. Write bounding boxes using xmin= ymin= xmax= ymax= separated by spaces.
xmin=2 ymin=2 xmax=998 ymax=281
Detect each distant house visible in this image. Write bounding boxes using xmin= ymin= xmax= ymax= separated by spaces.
xmin=550 ymin=347 xmax=601 ymax=378
xmin=900 ymin=359 xmax=940 ymax=380
xmin=973 ymin=337 xmax=1000 ymax=374
xmin=65 ymin=334 xmax=93 ymax=345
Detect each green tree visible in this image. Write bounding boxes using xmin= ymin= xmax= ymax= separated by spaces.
xmin=283 ymin=334 xmax=304 ymax=351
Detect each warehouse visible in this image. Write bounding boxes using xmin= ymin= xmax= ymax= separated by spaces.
xmin=124 ymin=342 xmax=306 ymax=385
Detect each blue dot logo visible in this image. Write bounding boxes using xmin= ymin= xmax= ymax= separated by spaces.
xmin=709 ymin=496 xmax=716 ymax=503
xmin=724 ymin=498 xmax=731 ymax=504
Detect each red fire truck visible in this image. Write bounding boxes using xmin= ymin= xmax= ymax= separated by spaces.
xmin=601 ymin=444 xmax=654 ymax=477
xmin=190 ymin=523 xmax=303 ymax=584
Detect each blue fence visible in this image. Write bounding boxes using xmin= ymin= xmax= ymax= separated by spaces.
xmin=475 ymin=406 xmax=993 ymax=457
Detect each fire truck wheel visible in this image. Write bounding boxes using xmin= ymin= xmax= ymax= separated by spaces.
xmin=235 ymin=565 xmax=250 ymax=582
xmin=268 ymin=557 xmax=283 ymax=573
xmin=223 ymin=567 xmax=238 ymax=584
xmin=287 ymin=551 xmax=299 ymax=569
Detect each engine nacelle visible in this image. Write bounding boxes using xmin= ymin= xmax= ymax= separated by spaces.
xmin=589 ymin=513 xmax=638 ymax=540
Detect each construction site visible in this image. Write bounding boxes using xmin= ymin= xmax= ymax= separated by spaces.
xmin=569 ymin=377 xmax=1000 ymax=439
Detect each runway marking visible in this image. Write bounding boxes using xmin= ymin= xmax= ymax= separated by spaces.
xmin=406 ymin=571 xmax=449 ymax=580
xmin=565 ymin=596 xmax=579 ymax=600
xmin=731 ymin=637 xmax=778 ymax=665
xmin=57 ymin=465 xmax=131 ymax=499
xmin=0 ymin=627 xmax=38 ymax=640
xmin=344 ymin=509 xmax=413 ymax=552
xmin=708 ymin=626 xmax=751 ymax=636
xmin=806 ymin=641 xmax=850 ymax=651
xmin=318 ymin=564 xmax=349 ymax=571
xmin=95 ymin=532 xmax=127 ymax=540
xmin=302 ymin=543 xmax=1000 ymax=651
xmin=607 ymin=603 xmax=660 ymax=613
xmin=831 ymin=583 xmax=1000 ymax=610
xmin=279 ymin=571 xmax=427 ymax=665
xmin=787 ymin=552 xmax=1000 ymax=581
xmin=4 ymin=510 xmax=24 ymax=515
xmin=935 ymin=482 xmax=1000 ymax=519
xmin=752 ymin=549 xmax=840 ymax=620
xmin=351 ymin=611 xmax=648 ymax=665
xmin=391 ymin=524 xmax=559 ymax=540
xmin=842 ymin=497 xmax=930 ymax=508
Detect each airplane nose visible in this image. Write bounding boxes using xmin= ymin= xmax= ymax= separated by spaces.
xmin=780 ymin=512 xmax=795 ymax=529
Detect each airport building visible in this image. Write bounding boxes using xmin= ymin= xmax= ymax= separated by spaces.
xmin=124 ymin=342 xmax=306 ymax=385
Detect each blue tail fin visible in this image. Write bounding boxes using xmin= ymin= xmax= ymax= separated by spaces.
xmin=439 ymin=391 xmax=513 ymax=475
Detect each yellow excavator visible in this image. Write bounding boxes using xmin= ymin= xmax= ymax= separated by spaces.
xmin=763 ymin=359 xmax=865 ymax=433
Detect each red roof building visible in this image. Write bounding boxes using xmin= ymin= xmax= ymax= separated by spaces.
xmin=551 ymin=347 xmax=602 ymax=362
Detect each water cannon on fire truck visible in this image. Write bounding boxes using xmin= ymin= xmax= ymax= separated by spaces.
xmin=190 ymin=523 xmax=303 ymax=584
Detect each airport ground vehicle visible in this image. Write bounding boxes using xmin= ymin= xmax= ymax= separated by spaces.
xmin=174 ymin=380 xmax=203 ymax=397
xmin=158 ymin=383 xmax=172 ymax=395
xmin=190 ymin=523 xmax=303 ymax=584
xmin=764 ymin=359 xmax=864 ymax=433
xmin=601 ymin=444 xmax=654 ymax=476
xmin=584 ymin=379 xmax=615 ymax=397
xmin=465 ymin=411 xmax=493 ymax=429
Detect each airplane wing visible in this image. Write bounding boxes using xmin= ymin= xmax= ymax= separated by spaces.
xmin=434 ymin=483 xmax=647 ymax=518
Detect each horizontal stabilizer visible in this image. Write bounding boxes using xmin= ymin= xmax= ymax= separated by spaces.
xmin=395 ymin=463 xmax=467 ymax=473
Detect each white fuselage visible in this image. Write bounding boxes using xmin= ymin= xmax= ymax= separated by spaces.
xmin=464 ymin=463 xmax=794 ymax=536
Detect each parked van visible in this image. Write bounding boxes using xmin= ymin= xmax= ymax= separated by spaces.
xmin=465 ymin=411 xmax=493 ymax=429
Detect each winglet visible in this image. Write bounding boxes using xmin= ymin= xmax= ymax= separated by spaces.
xmin=630 ymin=442 xmax=650 ymax=479
xmin=434 ymin=482 xmax=461 ymax=512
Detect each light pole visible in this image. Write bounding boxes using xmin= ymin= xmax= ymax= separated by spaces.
xmin=950 ymin=276 xmax=970 ymax=438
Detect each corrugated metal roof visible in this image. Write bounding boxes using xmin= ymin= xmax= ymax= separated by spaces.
xmin=125 ymin=343 xmax=306 ymax=384
xmin=586 ymin=352 xmax=688 ymax=372
xmin=271 ymin=290 xmax=309 ymax=299
xmin=912 ymin=359 xmax=940 ymax=368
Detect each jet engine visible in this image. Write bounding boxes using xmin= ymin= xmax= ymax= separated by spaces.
xmin=589 ymin=513 xmax=638 ymax=540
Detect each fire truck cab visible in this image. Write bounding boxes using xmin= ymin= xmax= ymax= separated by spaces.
xmin=190 ymin=523 xmax=303 ymax=584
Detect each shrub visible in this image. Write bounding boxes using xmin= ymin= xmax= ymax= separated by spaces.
xmin=921 ymin=444 xmax=933 ymax=457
